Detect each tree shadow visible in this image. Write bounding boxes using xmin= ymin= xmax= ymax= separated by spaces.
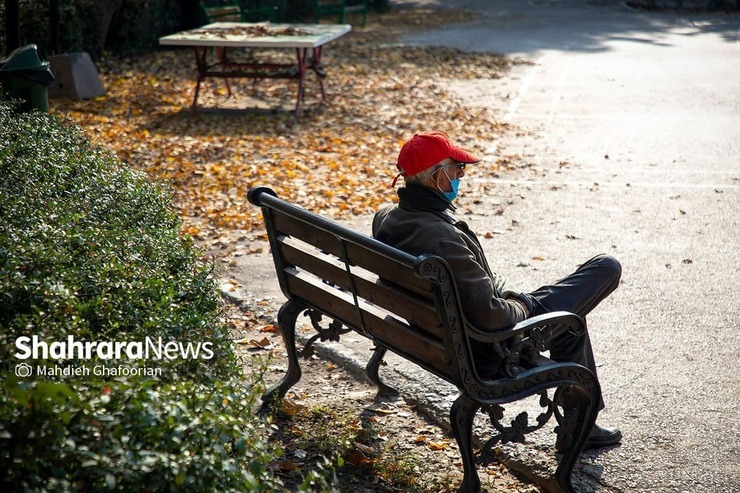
xmin=394 ymin=0 xmax=740 ymax=54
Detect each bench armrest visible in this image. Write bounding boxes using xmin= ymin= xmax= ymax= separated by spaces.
xmin=465 ymin=311 xmax=585 ymax=344
xmin=464 ymin=311 xmax=585 ymax=379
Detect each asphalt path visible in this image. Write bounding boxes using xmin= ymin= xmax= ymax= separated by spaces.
xmin=401 ymin=1 xmax=740 ymax=491
xmin=234 ymin=1 xmax=740 ymax=491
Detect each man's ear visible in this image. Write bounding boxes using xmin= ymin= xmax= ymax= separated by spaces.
xmin=428 ymin=167 xmax=443 ymax=188
xmin=431 ymin=166 xmax=451 ymax=191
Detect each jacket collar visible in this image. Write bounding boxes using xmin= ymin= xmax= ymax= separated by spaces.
xmin=397 ymin=185 xmax=455 ymax=221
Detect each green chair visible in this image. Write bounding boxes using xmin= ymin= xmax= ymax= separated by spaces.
xmin=199 ymin=0 xmax=243 ymax=23
xmin=238 ymin=0 xmax=282 ymax=22
xmin=199 ymin=0 xmax=281 ymax=23
xmin=315 ymin=0 xmax=367 ymax=27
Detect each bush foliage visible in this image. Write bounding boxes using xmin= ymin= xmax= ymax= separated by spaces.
xmin=0 ymin=103 xmax=286 ymax=492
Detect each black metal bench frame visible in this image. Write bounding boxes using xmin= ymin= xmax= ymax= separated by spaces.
xmin=248 ymin=186 xmax=600 ymax=493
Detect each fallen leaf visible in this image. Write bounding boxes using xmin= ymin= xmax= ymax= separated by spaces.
xmin=278 ymin=398 xmax=307 ymax=416
xmin=345 ymin=449 xmax=373 ymax=466
xmin=373 ymin=408 xmax=397 ymax=415
xmin=277 ymin=459 xmax=302 ymax=472
xmin=354 ymin=442 xmax=376 ymax=456
xmin=249 ymin=337 xmax=273 ymax=350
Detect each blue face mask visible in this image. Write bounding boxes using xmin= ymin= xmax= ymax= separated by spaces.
xmin=443 ymin=178 xmax=460 ymax=202
xmin=437 ymin=167 xmax=460 ymax=202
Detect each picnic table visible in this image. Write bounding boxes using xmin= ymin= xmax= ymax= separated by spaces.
xmin=159 ymin=22 xmax=351 ymax=114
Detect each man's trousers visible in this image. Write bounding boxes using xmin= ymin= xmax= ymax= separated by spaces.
xmin=522 ymin=253 xmax=622 ymax=410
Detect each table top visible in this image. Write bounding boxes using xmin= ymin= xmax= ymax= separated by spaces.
xmin=159 ymin=22 xmax=352 ymax=49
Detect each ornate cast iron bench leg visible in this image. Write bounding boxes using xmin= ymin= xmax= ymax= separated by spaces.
xmin=366 ymin=345 xmax=399 ymax=397
xmin=451 ymin=394 xmax=482 ymax=493
xmin=260 ymin=299 xmax=305 ymax=411
xmin=449 ymin=381 xmax=598 ymax=493
xmin=553 ymin=385 xmax=600 ymax=493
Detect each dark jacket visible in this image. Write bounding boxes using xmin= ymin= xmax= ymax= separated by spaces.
xmin=372 ymin=185 xmax=532 ymax=331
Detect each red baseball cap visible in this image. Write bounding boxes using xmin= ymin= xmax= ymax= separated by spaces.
xmin=393 ymin=131 xmax=479 ymax=185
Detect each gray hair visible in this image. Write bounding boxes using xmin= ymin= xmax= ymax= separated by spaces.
xmin=404 ymin=158 xmax=455 ymax=186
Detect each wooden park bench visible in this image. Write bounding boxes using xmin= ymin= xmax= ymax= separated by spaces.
xmin=199 ymin=0 xmax=280 ymax=24
xmin=248 ymin=186 xmax=601 ymax=493
xmin=315 ymin=0 xmax=367 ymax=27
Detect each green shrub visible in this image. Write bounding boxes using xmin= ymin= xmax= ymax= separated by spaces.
xmin=0 ymin=102 xmax=285 ymax=491
xmin=0 ymin=104 xmax=233 ymax=379
xmin=1 ymin=376 xmax=281 ymax=492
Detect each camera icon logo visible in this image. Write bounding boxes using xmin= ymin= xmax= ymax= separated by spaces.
xmin=15 ymin=363 xmax=33 ymax=378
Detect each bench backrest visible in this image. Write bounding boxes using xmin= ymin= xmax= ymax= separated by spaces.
xmin=249 ymin=187 xmax=472 ymax=387
xmin=199 ymin=1 xmax=243 ymax=22
xmin=315 ymin=0 xmax=367 ymax=26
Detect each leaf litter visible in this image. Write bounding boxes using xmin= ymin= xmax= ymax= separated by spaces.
xmin=53 ymin=8 xmax=525 ymax=256
xmin=56 ymin=7 xmax=540 ymax=491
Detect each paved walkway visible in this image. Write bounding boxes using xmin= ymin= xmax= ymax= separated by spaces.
xmin=232 ymin=1 xmax=740 ymax=491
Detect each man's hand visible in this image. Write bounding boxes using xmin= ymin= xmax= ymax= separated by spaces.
xmin=510 ymin=298 xmax=530 ymax=318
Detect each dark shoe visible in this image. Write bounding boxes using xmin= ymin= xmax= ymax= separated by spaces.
xmin=584 ymin=424 xmax=622 ymax=450
xmin=555 ymin=424 xmax=622 ymax=452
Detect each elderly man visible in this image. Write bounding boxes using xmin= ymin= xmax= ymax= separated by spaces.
xmin=372 ymin=131 xmax=622 ymax=450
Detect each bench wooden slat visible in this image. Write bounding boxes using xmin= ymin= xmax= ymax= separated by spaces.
xmin=283 ymin=268 xmax=456 ymax=378
xmin=204 ymin=5 xmax=242 ymax=21
xmin=343 ymin=241 xmax=435 ymax=297
xmin=270 ymin=212 xmax=433 ymax=297
xmin=277 ymin=236 xmax=445 ymax=338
